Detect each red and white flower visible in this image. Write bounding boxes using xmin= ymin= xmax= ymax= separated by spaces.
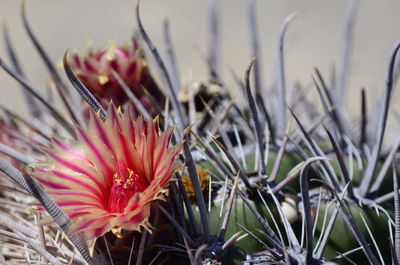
xmin=69 ymin=40 xmax=164 ymax=110
xmin=28 ymin=105 xmax=181 ymax=250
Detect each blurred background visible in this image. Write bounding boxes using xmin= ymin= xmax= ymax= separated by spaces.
xmin=1 ymin=0 xmax=400 ymax=129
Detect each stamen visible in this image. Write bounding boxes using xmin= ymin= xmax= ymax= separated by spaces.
xmin=108 ymin=160 xmax=139 ymax=213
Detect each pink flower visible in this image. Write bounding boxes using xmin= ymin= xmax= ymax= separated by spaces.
xmin=28 ymin=106 xmax=181 ymax=251
xmin=69 ymin=40 xmax=163 ymax=110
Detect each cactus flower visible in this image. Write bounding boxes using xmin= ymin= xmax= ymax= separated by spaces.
xmin=28 ymin=105 xmax=182 ymax=250
xmin=69 ymin=40 xmax=164 ymax=111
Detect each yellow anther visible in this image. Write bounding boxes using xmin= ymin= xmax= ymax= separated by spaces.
xmin=113 ymin=173 xmax=122 ymax=184
xmin=126 ymin=169 xmax=135 ymax=183
xmin=105 ymin=42 xmax=117 ymax=60
xmin=98 ymin=75 xmax=109 ymax=85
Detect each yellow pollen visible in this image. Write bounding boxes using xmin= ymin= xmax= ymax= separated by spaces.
xmin=98 ymin=75 xmax=109 ymax=85
xmin=183 ymin=167 xmax=211 ymax=202
xmin=113 ymin=168 xmax=138 ymax=187
xmin=105 ymin=42 xmax=117 ymax=60
xmin=126 ymin=169 xmax=135 ymax=183
xmin=108 ymin=160 xmax=141 ymax=213
xmin=113 ymin=173 xmax=122 ymax=184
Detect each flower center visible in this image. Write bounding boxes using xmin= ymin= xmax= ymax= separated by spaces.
xmin=108 ymin=160 xmax=139 ymax=213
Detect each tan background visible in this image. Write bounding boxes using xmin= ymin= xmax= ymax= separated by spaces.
xmin=1 ymin=0 xmax=400 ymax=130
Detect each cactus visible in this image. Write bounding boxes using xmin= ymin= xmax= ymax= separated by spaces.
xmin=0 ymin=1 xmax=399 ymax=265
